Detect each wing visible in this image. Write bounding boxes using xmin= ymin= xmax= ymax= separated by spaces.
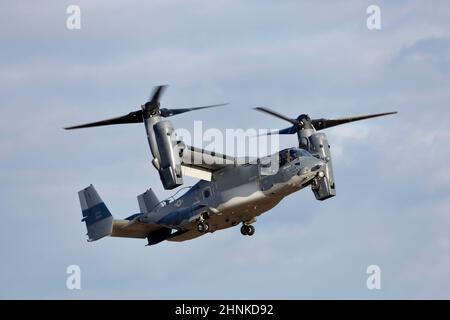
xmin=180 ymin=144 xmax=236 ymax=170
xmin=178 ymin=143 xmax=254 ymax=181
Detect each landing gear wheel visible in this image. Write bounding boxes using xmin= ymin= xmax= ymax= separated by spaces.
xmin=197 ymin=222 xmax=209 ymax=233
xmin=247 ymin=225 xmax=255 ymax=236
xmin=240 ymin=224 xmax=255 ymax=236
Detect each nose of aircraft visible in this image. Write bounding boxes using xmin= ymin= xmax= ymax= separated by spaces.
xmin=311 ymin=157 xmax=325 ymax=172
xmin=299 ymin=156 xmax=325 ymax=175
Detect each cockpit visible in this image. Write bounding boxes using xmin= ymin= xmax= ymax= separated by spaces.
xmin=279 ymin=148 xmax=313 ymax=166
xmin=259 ymin=148 xmax=317 ymax=176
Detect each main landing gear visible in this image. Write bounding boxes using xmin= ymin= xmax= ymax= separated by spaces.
xmin=240 ymin=224 xmax=255 ymax=236
xmin=197 ymin=221 xmax=210 ymax=233
xmin=196 ymin=211 xmax=211 ymax=233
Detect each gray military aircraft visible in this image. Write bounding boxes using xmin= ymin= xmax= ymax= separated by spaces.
xmin=66 ymin=86 xmax=396 ymax=246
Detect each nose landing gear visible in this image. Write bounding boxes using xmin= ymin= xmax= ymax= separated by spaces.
xmin=240 ymin=224 xmax=255 ymax=236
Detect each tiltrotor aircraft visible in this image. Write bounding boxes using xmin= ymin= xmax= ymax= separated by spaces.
xmin=66 ymin=86 xmax=396 ymax=246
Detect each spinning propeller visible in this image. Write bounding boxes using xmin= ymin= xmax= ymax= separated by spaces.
xmin=254 ymin=107 xmax=397 ymax=135
xmin=65 ymin=85 xmax=228 ymax=130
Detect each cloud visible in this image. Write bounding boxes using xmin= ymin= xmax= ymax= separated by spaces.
xmin=393 ymin=37 xmax=450 ymax=73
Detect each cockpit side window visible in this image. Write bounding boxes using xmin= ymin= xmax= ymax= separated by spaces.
xmin=279 ymin=150 xmax=291 ymax=166
xmin=289 ymin=149 xmax=297 ymax=159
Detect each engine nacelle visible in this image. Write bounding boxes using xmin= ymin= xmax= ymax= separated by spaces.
xmin=308 ymin=132 xmax=336 ymax=201
xmin=153 ymin=120 xmax=183 ymax=189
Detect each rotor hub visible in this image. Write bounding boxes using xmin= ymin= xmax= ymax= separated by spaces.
xmin=296 ymin=114 xmax=314 ymax=130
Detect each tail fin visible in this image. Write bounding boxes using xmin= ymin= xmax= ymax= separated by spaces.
xmin=137 ymin=188 xmax=161 ymax=213
xmin=78 ymin=185 xmax=113 ymax=241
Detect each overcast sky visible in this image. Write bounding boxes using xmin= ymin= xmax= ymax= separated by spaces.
xmin=1 ymin=1 xmax=450 ymax=299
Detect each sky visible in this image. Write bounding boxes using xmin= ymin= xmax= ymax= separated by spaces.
xmin=1 ymin=1 xmax=450 ymax=299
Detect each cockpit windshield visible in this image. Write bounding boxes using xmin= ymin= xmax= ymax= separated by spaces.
xmin=290 ymin=148 xmax=313 ymax=158
xmin=279 ymin=148 xmax=312 ymax=166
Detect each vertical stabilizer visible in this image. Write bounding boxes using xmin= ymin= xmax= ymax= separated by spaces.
xmin=78 ymin=185 xmax=113 ymax=241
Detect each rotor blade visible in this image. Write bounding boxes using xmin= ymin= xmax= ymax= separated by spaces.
xmin=149 ymin=85 xmax=168 ymax=103
xmin=160 ymin=103 xmax=229 ymax=117
xmin=278 ymin=125 xmax=299 ymax=134
xmin=64 ymin=110 xmax=143 ymax=130
xmin=312 ymin=111 xmax=398 ymax=131
xmin=259 ymin=125 xmax=298 ymax=136
xmin=254 ymin=107 xmax=297 ymax=125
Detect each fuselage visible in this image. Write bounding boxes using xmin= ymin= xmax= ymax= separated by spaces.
xmin=139 ymin=148 xmax=324 ymax=241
